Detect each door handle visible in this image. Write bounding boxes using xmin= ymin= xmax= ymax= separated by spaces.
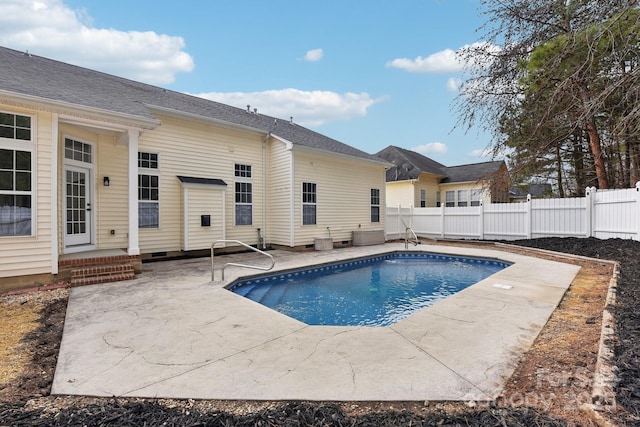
xmin=86 ymin=203 xmax=91 ymax=212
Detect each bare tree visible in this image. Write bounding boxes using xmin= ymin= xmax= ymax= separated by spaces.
xmin=455 ymin=0 xmax=640 ymax=189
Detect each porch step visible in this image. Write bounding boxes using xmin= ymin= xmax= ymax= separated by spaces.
xmin=58 ymin=251 xmax=140 ymax=287
xmin=70 ymin=263 xmax=136 ymax=287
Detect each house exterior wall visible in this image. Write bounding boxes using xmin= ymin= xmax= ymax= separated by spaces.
xmin=414 ymin=174 xmax=441 ymax=207
xmin=385 ymin=174 xmax=441 ymax=208
xmin=0 ymin=104 xmax=53 ymax=279
xmin=181 ymin=184 xmax=225 ymax=250
xmin=385 ymin=181 xmax=415 ymax=207
xmin=137 ymin=115 xmax=265 ymax=254
xmin=266 ymin=140 xmax=293 ymax=247
xmin=95 ymin=134 xmax=129 ymax=249
xmin=291 ymin=149 xmax=386 ymax=246
xmin=58 ymin=123 xmax=131 ymax=253
xmin=439 ymin=182 xmax=491 ymax=206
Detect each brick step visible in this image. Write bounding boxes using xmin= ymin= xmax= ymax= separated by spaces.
xmin=69 ymin=263 xmax=136 ymax=287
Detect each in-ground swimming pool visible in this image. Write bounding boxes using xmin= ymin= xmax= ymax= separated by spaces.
xmin=228 ymin=252 xmax=510 ymax=327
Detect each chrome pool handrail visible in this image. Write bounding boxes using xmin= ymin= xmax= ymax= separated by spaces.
xmin=211 ymin=240 xmax=275 ymax=282
xmin=404 ymin=227 xmax=419 ymax=249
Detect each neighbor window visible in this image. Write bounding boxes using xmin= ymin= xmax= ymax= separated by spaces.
xmin=471 ymin=189 xmax=482 ymax=206
xmin=0 ymin=149 xmax=32 ymax=236
xmin=0 ymin=112 xmax=34 ymax=237
xmin=420 ymin=189 xmax=426 ymax=207
xmin=371 ymin=188 xmax=380 ymax=223
xmin=445 ymin=191 xmax=455 ymax=207
xmin=138 ymin=152 xmax=159 ymax=228
xmin=457 ymin=190 xmax=468 ymax=207
xmin=302 ymin=182 xmax=316 ymax=225
xmin=235 ymin=163 xmax=252 ymax=225
xmin=436 ymin=191 xmax=441 ymax=207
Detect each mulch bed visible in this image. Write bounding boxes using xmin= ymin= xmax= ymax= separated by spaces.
xmin=0 ymin=237 xmax=639 ymax=426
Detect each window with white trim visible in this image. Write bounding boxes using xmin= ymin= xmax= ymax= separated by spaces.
xmin=138 ymin=152 xmax=159 ymax=228
xmin=471 ymin=189 xmax=482 ymax=206
xmin=370 ymin=188 xmax=380 ymax=223
xmin=436 ymin=191 xmax=441 ymax=207
xmin=457 ymin=190 xmax=468 ymax=207
xmin=0 ymin=112 xmax=33 ymax=237
xmin=0 ymin=112 xmax=31 ymax=141
xmin=302 ymin=182 xmax=316 ymax=225
xmin=234 ymin=163 xmax=252 ymax=225
xmin=420 ymin=189 xmax=426 ymax=207
xmin=445 ymin=190 xmax=455 ymax=207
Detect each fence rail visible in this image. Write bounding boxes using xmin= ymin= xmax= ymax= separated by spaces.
xmin=385 ymin=182 xmax=640 ymax=242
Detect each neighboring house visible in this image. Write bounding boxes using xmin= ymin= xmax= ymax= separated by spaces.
xmin=509 ymin=183 xmax=554 ymax=202
xmin=0 ymin=46 xmax=388 ymax=288
xmin=376 ymin=146 xmax=509 ymax=208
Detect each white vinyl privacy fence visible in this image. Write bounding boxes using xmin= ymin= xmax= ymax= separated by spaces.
xmin=385 ymin=182 xmax=640 ymax=242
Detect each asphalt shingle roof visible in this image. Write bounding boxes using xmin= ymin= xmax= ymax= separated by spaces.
xmin=0 ymin=45 xmax=383 ymax=163
xmin=376 ymin=145 xmax=505 ymax=183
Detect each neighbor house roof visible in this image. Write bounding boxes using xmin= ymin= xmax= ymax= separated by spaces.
xmin=376 ymin=145 xmax=505 ymax=183
xmin=0 ymin=45 xmax=385 ymax=164
xmin=375 ymin=145 xmax=447 ymax=181
xmin=441 ymin=160 xmax=505 ymax=184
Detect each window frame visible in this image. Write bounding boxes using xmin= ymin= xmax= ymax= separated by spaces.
xmin=137 ymin=151 xmax=160 ymax=229
xmin=471 ymin=189 xmax=483 ymax=207
xmin=457 ymin=189 xmax=468 ymax=207
xmin=302 ymin=182 xmax=317 ymax=226
xmin=370 ymin=188 xmax=380 ymax=223
xmin=445 ymin=190 xmax=455 ymax=207
xmin=234 ymin=163 xmax=253 ymax=226
xmin=0 ymin=111 xmax=35 ymax=238
xmin=420 ymin=189 xmax=426 ymax=208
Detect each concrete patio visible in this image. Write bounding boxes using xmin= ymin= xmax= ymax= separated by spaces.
xmin=52 ymin=242 xmax=581 ymax=401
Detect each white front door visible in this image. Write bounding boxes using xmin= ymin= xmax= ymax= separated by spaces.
xmin=64 ymin=164 xmax=92 ymax=246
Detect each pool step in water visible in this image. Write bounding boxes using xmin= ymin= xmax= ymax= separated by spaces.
xmin=232 ymin=283 xmax=256 ymax=297
xmin=245 ymin=284 xmax=270 ymax=302
xmin=259 ymin=283 xmax=289 ymax=306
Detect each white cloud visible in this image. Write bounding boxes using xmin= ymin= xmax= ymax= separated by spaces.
xmin=0 ymin=0 xmax=194 ymax=84
xmin=446 ymin=77 xmax=463 ymax=92
xmin=194 ymin=88 xmax=384 ymax=127
xmin=411 ymin=142 xmax=448 ymax=156
xmin=386 ymin=42 xmax=502 ymax=75
xmin=303 ymin=48 xmax=323 ymax=62
xmin=386 ymin=48 xmax=462 ymax=73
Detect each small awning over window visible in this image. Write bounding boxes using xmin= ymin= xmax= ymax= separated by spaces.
xmin=177 ymin=176 xmax=227 ymax=186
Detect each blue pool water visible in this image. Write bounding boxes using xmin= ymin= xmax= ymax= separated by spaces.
xmin=228 ymin=252 xmax=510 ymax=327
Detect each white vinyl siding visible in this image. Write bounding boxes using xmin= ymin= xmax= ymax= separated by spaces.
xmin=266 ymin=142 xmax=292 ymax=246
xmin=182 ymin=184 xmax=225 ymax=250
xmin=95 ymin=133 xmax=129 ymax=249
xmin=292 ymin=150 xmax=386 ymax=246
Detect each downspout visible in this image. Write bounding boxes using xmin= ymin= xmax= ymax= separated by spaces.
xmin=261 ymin=132 xmax=269 ymax=249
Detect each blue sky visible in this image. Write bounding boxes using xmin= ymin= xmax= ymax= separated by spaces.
xmin=0 ymin=0 xmax=494 ymax=166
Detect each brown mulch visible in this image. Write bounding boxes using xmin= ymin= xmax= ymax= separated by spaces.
xmin=0 ymin=237 xmax=638 ymax=426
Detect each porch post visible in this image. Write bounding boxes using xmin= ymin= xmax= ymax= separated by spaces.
xmin=127 ymin=129 xmax=140 ymax=256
